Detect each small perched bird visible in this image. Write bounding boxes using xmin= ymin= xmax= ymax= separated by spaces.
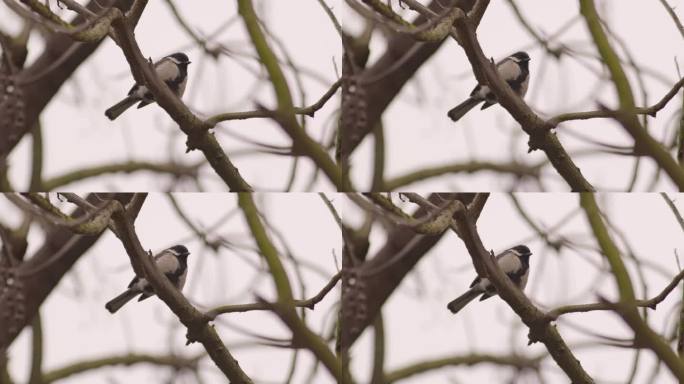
xmin=104 ymin=52 xmax=191 ymax=120
xmin=105 ymin=245 xmax=191 ymax=314
xmin=447 ymin=245 xmax=532 ymax=314
xmin=447 ymin=51 xmax=531 ymax=122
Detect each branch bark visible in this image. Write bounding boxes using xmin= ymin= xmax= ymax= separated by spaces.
xmin=109 ymin=198 xmax=254 ymax=383
xmin=452 ymin=12 xmax=595 ymax=191
xmin=109 ymin=13 xmax=253 ymax=191
xmin=0 ymin=193 xmax=135 ymax=349
xmin=1 ymin=0 xmax=136 ymax=161
xmin=339 ymin=193 xmax=483 ymax=350
xmin=340 ymin=0 xmax=483 ymax=159
xmin=452 ymin=202 xmax=595 ymax=383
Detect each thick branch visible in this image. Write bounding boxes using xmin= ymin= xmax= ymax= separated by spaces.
xmin=109 ymin=204 xmax=253 ymax=383
xmin=453 ymin=13 xmax=595 ymax=191
xmin=579 ymin=0 xmax=684 ymax=190
xmin=579 ymin=192 xmax=684 ymax=380
xmin=2 ymin=0 xmax=136 ymax=160
xmin=236 ymin=192 xmax=347 ymax=382
xmin=109 ymin=15 xmax=253 ymax=191
xmin=237 ymin=0 xmax=344 ymax=189
xmin=452 ymin=206 xmax=595 ymax=383
xmin=0 ymin=194 xmax=135 ymax=349
xmin=340 ymin=193 xmax=483 ymax=349
xmin=342 ymin=0 xmax=485 ymax=156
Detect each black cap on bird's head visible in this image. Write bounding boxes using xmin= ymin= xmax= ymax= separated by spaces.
xmin=511 ymin=245 xmax=532 ymax=258
xmin=167 ymin=52 xmax=191 ymax=65
xmin=511 ymin=51 xmax=531 ymax=63
xmin=169 ymin=245 xmax=190 ymax=258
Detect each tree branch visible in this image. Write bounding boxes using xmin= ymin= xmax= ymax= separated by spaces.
xmin=206 ymin=79 xmax=342 ymax=124
xmin=205 ymin=272 xmax=341 ymax=319
xmin=237 ymin=0 xmax=344 ymax=189
xmin=453 ymin=12 xmax=595 ymax=191
xmin=384 ymin=353 xmax=541 ymax=383
xmin=547 ymin=268 xmax=684 ymax=320
xmin=452 ymin=203 xmax=595 ymax=383
xmin=383 ymin=160 xmax=542 ymax=190
xmin=579 ymin=0 xmax=684 ymax=190
xmin=41 ymin=160 xmax=202 ymax=191
xmin=579 ymin=192 xmax=684 ymax=380
xmin=0 ymin=193 xmax=136 ymax=349
xmin=109 ymin=14 xmax=253 ymax=191
xmin=549 ymin=77 xmax=684 ymax=126
xmin=41 ymin=353 xmax=202 ymax=383
xmin=236 ymin=192 xmax=347 ymax=383
xmin=109 ymin=201 xmax=254 ymax=383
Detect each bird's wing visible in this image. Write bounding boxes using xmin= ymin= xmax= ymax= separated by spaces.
xmin=496 ymin=58 xmax=521 ymax=82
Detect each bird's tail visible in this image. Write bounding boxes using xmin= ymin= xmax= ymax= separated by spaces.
xmin=447 ymin=288 xmax=481 ymax=314
xmin=105 ymin=96 xmax=138 ymax=120
xmin=105 ymin=289 xmax=139 ymax=313
xmin=447 ymin=97 xmax=481 ymax=122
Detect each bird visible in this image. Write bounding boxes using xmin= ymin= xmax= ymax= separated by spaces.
xmin=447 ymin=245 xmax=532 ymax=314
xmin=104 ymin=52 xmax=191 ymax=120
xmin=447 ymin=51 xmax=531 ymax=122
xmin=105 ymin=245 xmax=191 ymax=314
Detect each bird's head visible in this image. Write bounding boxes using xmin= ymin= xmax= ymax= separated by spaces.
xmin=169 ymin=245 xmax=190 ymax=259
xmin=167 ymin=52 xmax=191 ymax=67
xmin=510 ymin=51 xmax=531 ymax=63
xmin=511 ymin=245 xmax=532 ymax=261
